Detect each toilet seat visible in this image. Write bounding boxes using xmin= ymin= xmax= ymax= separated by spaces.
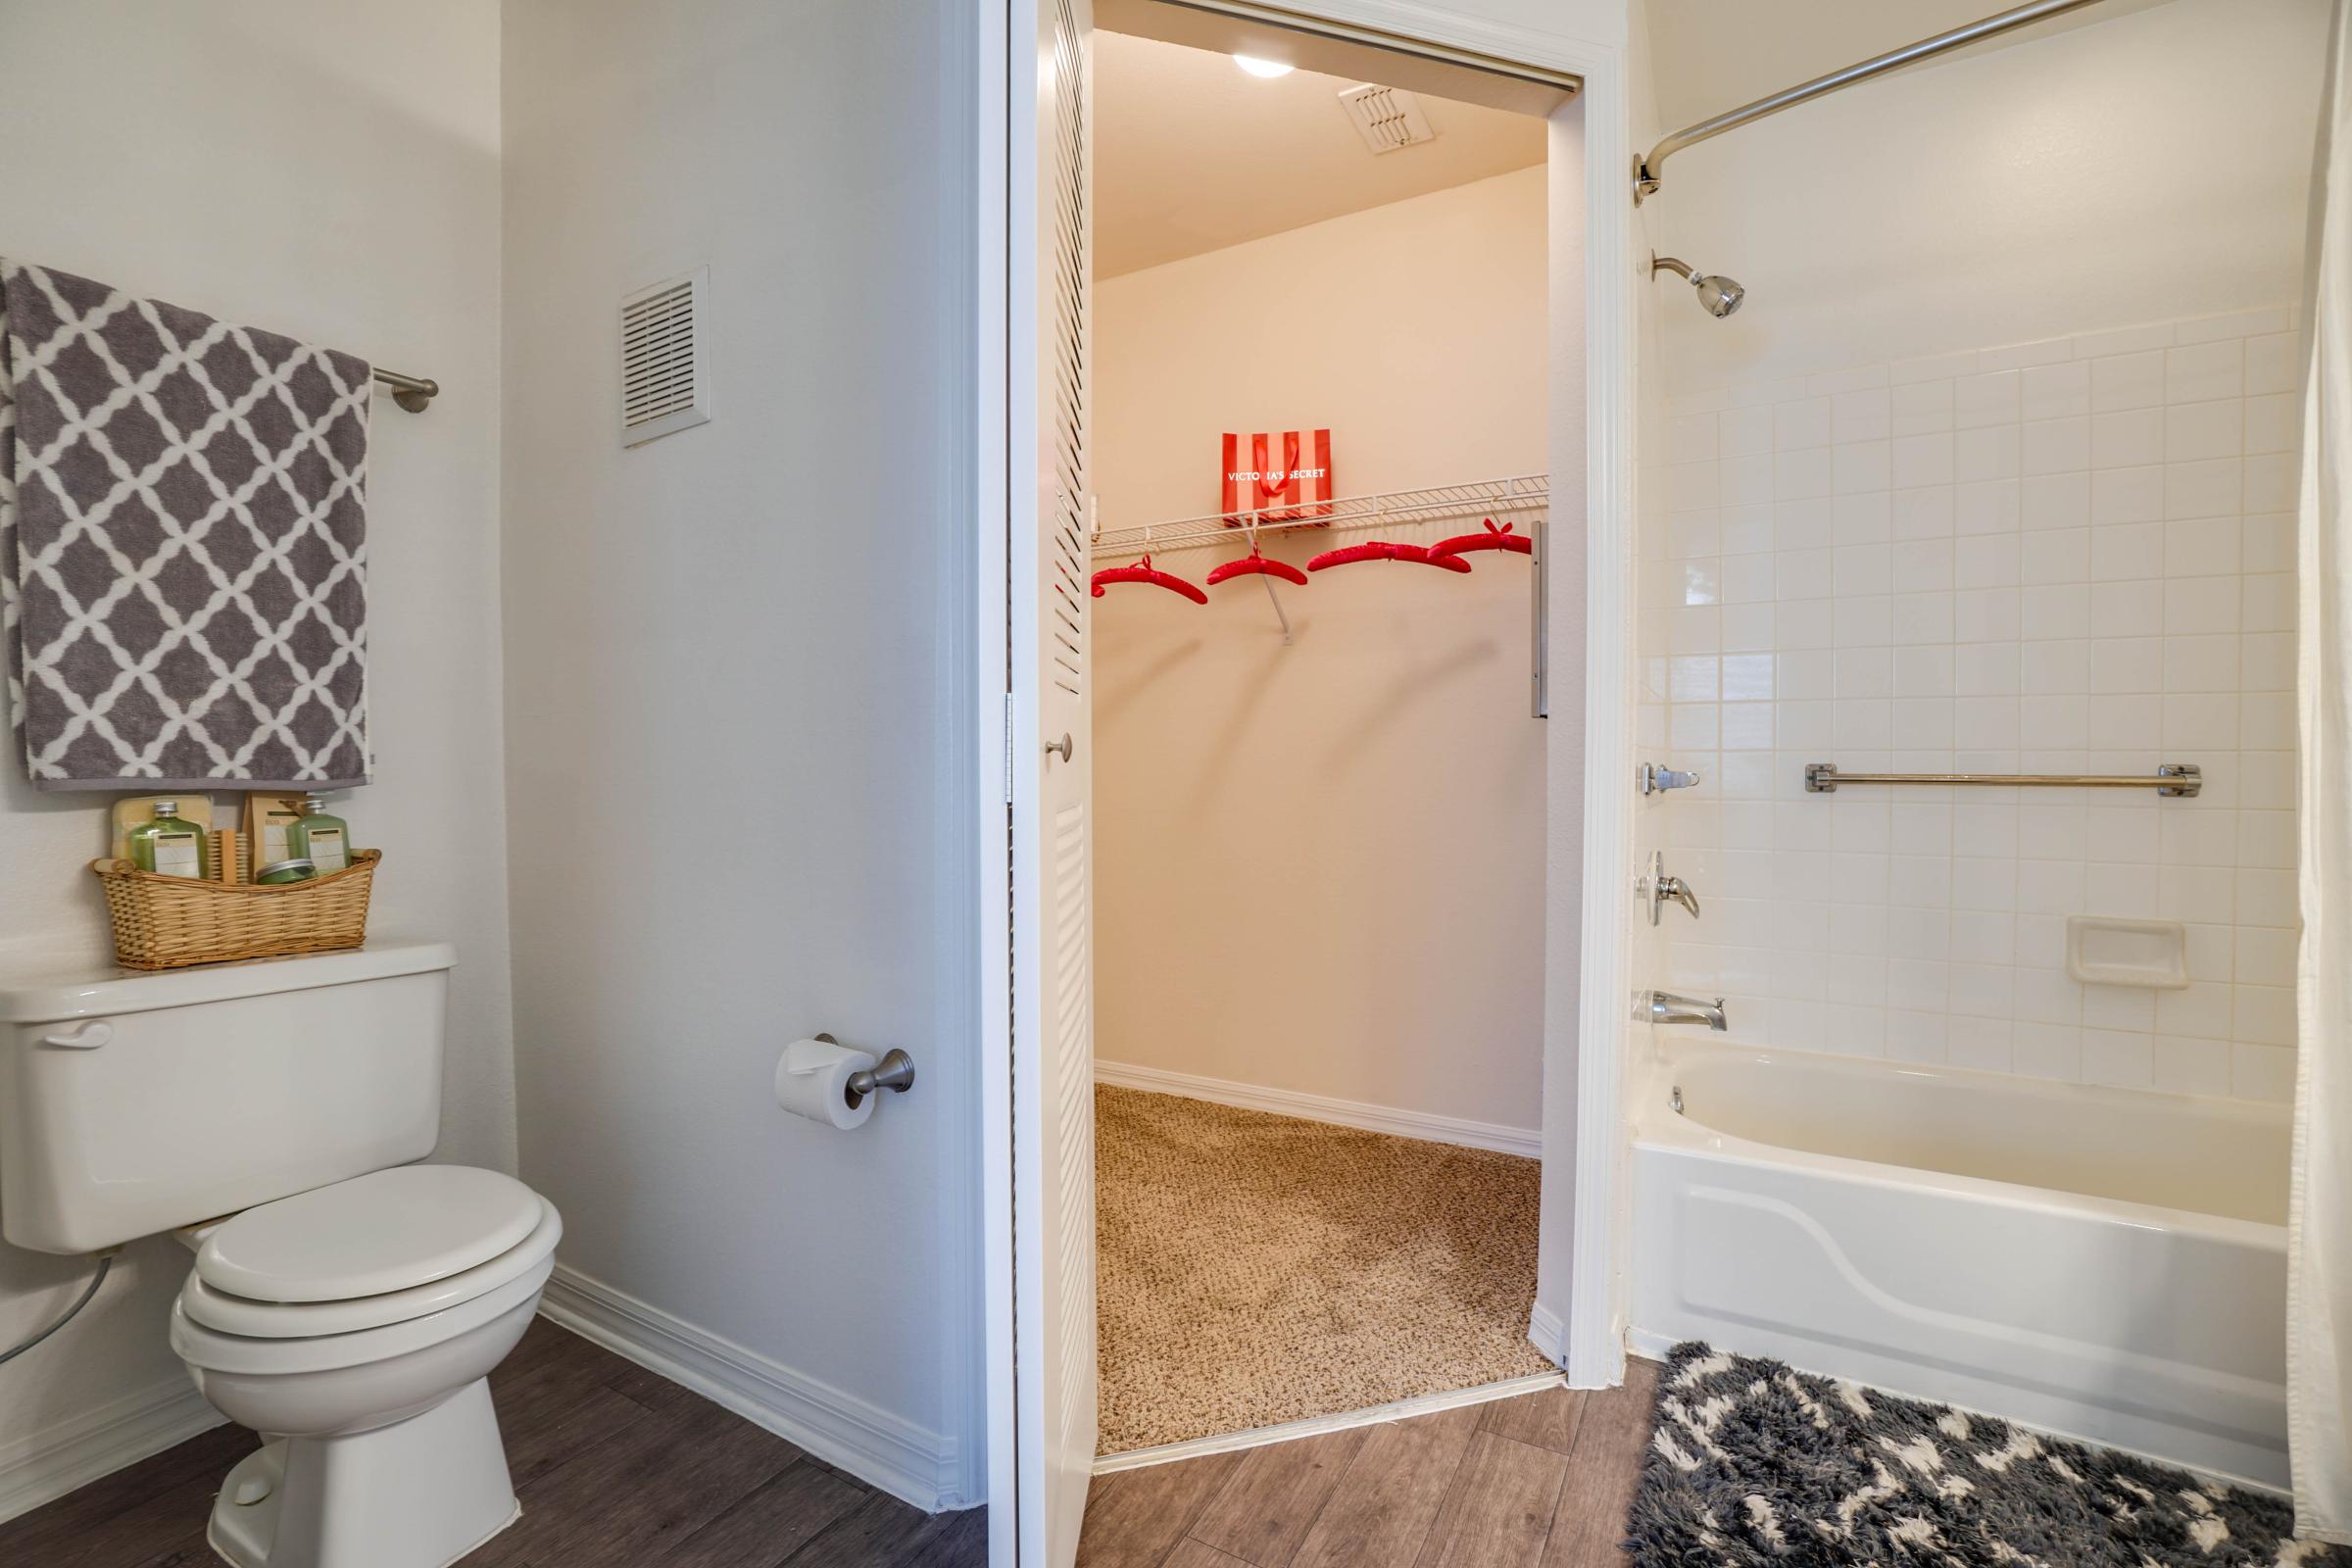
xmin=172 ymin=1259 xmax=555 ymax=1377
xmin=180 ymin=1194 xmax=562 ymax=1340
xmin=197 ymin=1165 xmax=545 ymax=1303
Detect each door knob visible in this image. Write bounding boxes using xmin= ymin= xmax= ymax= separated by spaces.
xmin=1046 ymin=733 xmax=1073 ymax=762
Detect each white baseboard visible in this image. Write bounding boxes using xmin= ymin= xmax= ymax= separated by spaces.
xmin=536 ymin=1263 xmax=968 ymax=1512
xmin=1094 ymin=1060 xmax=1543 ymax=1159
xmin=1527 ymin=1299 xmax=1569 ymax=1368
xmin=0 ymin=1374 xmax=224 ymax=1526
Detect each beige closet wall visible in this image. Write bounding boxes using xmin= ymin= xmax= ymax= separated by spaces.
xmin=1093 ymin=165 xmax=1548 ymax=1138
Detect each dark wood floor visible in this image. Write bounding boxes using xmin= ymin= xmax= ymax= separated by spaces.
xmin=1076 ymin=1357 xmax=1659 ymax=1568
xmin=4 ymin=1322 xmax=1655 ymax=1568
xmin=0 ymin=1318 xmax=986 ymax=1568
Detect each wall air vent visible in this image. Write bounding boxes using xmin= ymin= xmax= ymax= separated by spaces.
xmin=620 ymin=267 xmax=710 ymax=447
xmin=1336 ymin=84 xmax=1437 ymax=155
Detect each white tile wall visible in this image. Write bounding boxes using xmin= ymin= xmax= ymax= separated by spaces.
xmin=1638 ymin=309 xmax=2300 ymax=1102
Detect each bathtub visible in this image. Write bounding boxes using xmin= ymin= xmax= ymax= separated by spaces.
xmin=1630 ymin=1038 xmax=2291 ymax=1489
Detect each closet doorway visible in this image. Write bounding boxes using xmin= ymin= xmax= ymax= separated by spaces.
xmin=1084 ymin=25 xmax=1557 ymax=1462
xmin=985 ymin=4 xmax=1608 ymax=1564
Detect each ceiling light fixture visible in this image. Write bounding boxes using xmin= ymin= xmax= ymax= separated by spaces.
xmin=1233 ymin=55 xmax=1295 ymax=78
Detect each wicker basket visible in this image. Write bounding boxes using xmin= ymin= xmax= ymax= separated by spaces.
xmin=91 ymin=850 xmax=380 ymax=970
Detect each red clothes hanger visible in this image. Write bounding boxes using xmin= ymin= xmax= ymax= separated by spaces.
xmin=1205 ymin=545 xmax=1308 ymax=588
xmin=1305 ymin=541 xmax=1472 ymax=574
xmin=1428 ymin=518 xmax=1532 ymax=562
xmin=1091 ymin=553 xmax=1207 ymax=605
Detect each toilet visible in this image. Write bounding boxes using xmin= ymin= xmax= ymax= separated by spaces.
xmin=0 ymin=942 xmax=559 ymax=1568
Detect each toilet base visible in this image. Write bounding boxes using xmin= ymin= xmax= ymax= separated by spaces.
xmin=205 ymin=1379 xmax=521 ymax=1568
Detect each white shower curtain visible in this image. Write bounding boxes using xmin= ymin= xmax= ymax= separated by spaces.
xmin=2293 ymin=0 xmax=2352 ymax=1541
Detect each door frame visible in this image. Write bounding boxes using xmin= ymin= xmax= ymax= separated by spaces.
xmin=973 ymin=2 xmax=1639 ymax=1556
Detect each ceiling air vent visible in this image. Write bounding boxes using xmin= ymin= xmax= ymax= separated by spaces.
xmin=620 ymin=267 xmax=710 ymax=447
xmin=1337 ymin=84 xmax=1438 ymax=155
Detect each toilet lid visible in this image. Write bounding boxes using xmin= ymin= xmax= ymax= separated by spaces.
xmin=197 ymin=1165 xmax=545 ymax=1303
xmin=180 ymin=1199 xmax=560 ymax=1340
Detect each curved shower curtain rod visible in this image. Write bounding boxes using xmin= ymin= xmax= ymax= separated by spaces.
xmin=1634 ymin=0 xmax=2116 ymax=205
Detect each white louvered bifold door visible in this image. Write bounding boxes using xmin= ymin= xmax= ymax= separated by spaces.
xmin=1012 ymin=0 xmax=1096 ymax=1563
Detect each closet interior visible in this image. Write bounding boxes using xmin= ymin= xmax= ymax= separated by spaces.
xmin=1086 ymin=19 xmax=1560 ymax=1457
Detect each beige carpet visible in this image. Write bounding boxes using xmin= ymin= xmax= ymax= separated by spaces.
xmin=1096 ymin=1085 xmax=1553 ymax=1454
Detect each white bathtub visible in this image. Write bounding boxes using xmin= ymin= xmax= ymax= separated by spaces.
xmin=1630 ymin=1038 xmax=2291 ymax=1488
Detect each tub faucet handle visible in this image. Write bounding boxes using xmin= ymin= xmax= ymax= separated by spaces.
xmin=1638 ymin=851 xmax=1702 ymax=925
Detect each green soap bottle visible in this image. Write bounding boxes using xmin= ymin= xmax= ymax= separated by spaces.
xmin=289 ymin=794 xmax=352 ymax=873
xmin=128 ymin=800 xmax=211 ymax=879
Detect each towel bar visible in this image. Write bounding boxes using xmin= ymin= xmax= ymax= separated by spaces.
xmin=372 ymin=368 xmax=438 ymax=413
xmin=1805 ymin=762 xmax=2201 ymax=797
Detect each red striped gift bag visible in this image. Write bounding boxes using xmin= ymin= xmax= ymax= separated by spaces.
xmin=1221 ymin=429 xmax=1334 ymax=524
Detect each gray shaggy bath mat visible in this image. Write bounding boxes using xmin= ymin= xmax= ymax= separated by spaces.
xmin=1626 ymin=1343 xmax=2349 ymax=1567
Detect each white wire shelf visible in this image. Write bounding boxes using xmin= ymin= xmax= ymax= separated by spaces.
xmin=1093 ymin=473 xmax=1549 ymax=560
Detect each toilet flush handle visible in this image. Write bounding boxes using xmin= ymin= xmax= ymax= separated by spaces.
xmin=37 ymin=1020 xmax=112 ymax=1050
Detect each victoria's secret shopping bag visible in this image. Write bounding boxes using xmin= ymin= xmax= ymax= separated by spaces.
xmin=1221 ymin=430 xmax=1333 ymax=524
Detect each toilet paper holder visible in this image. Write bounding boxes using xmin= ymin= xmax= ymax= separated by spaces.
xmin=816 ymin=1034 xmax=917 ymax=1107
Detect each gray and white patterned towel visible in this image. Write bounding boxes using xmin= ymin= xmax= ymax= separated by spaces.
xmin=1 ymin=260 xmax=371 ymax=790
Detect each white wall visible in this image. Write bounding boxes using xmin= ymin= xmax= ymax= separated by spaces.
xmin=500 ymin=0 xmax=982 ymax=1508
xmin=1646 ymin=0 xmax=2329 ymax=383
xmin=1092 ymin=169 xmax=1547 ymax=1136
xmin=0 ymin=0 xmax=512 ymax=1506
xmin=1626 ymin=0 xmax=1672 ymax=1019
xmin=1627 ymin=5 xmax=1676 ymax=998
xmin=1630 ymin=0 xmax=2329 ymax=1097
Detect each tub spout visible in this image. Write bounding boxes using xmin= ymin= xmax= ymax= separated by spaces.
xmin=1649 ymin=990 xmax=1727 ymax=1031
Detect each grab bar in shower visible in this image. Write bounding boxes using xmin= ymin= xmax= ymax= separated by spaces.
xmin=1805 ymin=762 xmax=2201 ymax=797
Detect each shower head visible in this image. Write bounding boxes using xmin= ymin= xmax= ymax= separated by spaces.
xmin=1651 ymin=255 xmax=1744 ymax=318
xmin=1692 ymin=272 xmax=1744 ymax=318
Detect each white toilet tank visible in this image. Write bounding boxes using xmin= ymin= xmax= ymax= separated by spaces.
xmin=0 ymin=941 xmax=455 ymax=1253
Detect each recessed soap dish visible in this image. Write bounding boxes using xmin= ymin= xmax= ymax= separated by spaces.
xmin=2066 ymin=916 xmax=2189 ymax=990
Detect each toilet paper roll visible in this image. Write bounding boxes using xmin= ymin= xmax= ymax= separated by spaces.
xmin=774 ymin=1037 xmax=877 ymax=1130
